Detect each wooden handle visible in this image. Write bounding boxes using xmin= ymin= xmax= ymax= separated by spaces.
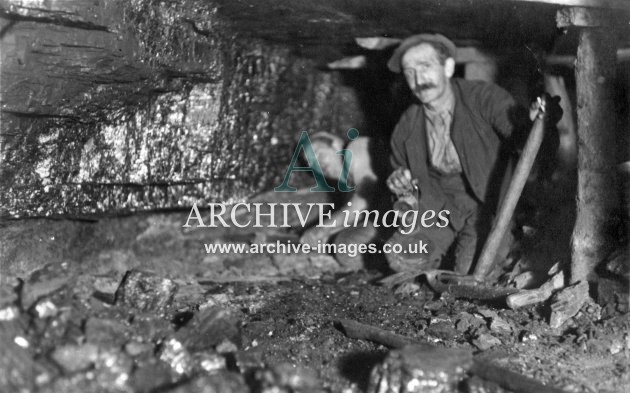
xmin=507 ymin=288 xmax=553 ymax=309
xmin=473 ymin=98 xmax=548 ymax=280
xmin=507 ymin=272 xmax=564 ymax=309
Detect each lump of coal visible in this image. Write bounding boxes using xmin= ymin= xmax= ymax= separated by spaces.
xmin=37 ymin=374 xmax=103 ymax=393
xmin=33 ymin=358 xmax=61 ymax=388
xmin=130 ymin=358 xmax=176 ymax=393
xmin=475 ymin=310 xmax=512 ymax=334
xmin=50 ymin=344 xmax=99 ymax=373
xmin=463 ymin=375 xmax=510 ymax=393
xmin=157 ymin=335 xmax=228 ymax=378
xmin=549 ymin=281 xmax=589 ymax=329
xmin=124 ymin=340 xmax=154 ymax=357
xmin=130 ymin=312 xmax=174 ymax=341
xmin=167 ymin=371 xmax=249 ymax=393
xmin=158 ymin=337 xmax=196 ymax=376
xmin=234 ymin=350 xmax=265 ymax=372
xmin=472 ymin=333 xmax=502 ymax=351
xmin=20 ymin=262 xmax=73 ymax=310
xmin=193 ymin=351 xmax=227 ymax=374
xmin=454 ymin=312 xmax=485 ymax=333
xmin=0 ymin=305 xmax=20 ymax=321
xmin=394 ymin=282 xmax=422 ymax=298
xmin=92 ymin=275 xmax=122 ymax=304
xmin=115 ymin=270 xmax=178 ymax=314
xmin=255 ymin=363 xmax=323 ymax=393
xmin=367 ymin=345 xmax=473 ymax=393
xmin=597 ymin=278 xmax=629 ymax=315
xmin=32 ymin=307 xmax=85 ymax=353
xmin=426 ymin=320 xmax=459 ymax=341
xmin=34 ymin=299 xmax=59 ymax=319
xmin=85 ymin=317 xmax=131 ymax=347
xmin=175 ymin=306 xmax=241 ymax=352
xmin=0 ymin=326 xmax=36 ymax=392
xmin=93 ymin=349 xmax=134 ymax=391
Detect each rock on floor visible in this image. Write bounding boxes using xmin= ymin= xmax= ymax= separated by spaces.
xmin=368 ymin=345 xmax=473 ymax=393
xmin=115 ymin=270 xmax=178 ymax=315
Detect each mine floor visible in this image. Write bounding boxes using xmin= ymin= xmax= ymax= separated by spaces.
xmin=1 ymin=191 xmax=628 ymax=392
xmin=1 ymin=229 xmax=629 ymax=392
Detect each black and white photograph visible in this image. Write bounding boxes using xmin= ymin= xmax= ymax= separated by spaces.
xmin=1 ymin=0 xmax=629 ymax=392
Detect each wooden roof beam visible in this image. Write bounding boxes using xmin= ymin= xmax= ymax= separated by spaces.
xmin=546 ymin=47 xmax=630 ymax=65
xmin=506 ymin=0 xmax=630 ymax=9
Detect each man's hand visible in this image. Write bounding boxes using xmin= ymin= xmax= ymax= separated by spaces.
xmin=387 ymin=167 xmax=415 ymax=197
xmin=300 ymin=226 xmax=331 ymax=248
xmin=529 ymin=94 xmax=563 ymax=125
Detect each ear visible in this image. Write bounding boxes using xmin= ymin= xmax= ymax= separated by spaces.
xmin=444 ymin=57 xmax=455 ymax=78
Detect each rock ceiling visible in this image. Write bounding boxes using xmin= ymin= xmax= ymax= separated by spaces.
xmin=215 ymin=0 xmax=630 ymax=62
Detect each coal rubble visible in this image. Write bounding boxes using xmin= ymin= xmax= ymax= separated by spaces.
xmin=0 ymin=266 xmax=243 ymax=393
xmin=1 ymin=259 xmax=629 ymax=393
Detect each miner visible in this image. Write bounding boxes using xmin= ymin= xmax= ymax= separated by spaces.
xmin=384 ymin=34 xmax=560 ymax=275
xmin=300 ymin=131 xmax=390 ymax=271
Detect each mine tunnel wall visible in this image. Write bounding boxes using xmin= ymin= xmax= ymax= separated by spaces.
xmin=5 ymin=0 xmax=629 ymax=222
xmin=0 ymin=0 xmax=390 ymax=278
xmin=0 ymin=0 xmax=370 ymax=219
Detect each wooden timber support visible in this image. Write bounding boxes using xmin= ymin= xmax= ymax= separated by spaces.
xmin=558 ymin=7 xmax=620 ymax=283
xmin=512 ymin=0 xmax=630 ymax=9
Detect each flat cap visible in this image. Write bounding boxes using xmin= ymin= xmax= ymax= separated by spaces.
xmin=387 ymin=33 xmax=457 ymax=73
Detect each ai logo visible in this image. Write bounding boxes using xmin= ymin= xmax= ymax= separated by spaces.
xmin=274 ymin=129 xmax=359 ymax=192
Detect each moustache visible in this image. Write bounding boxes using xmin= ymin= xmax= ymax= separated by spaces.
xmin=416 ymin=83 xmax=436 ymax=91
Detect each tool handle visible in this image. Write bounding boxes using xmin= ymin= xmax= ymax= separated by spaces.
xmin=473 ymin=97 xmax=549 ymax=280
xmin=507 ymin=271 xmax=564 ymax=309
xmin=507 ymin=288 xmax=553 ymax=309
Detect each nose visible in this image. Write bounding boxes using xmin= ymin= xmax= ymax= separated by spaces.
xmin=414 ymin=71 xmax=424 ymax=86
xmin=406 ymin=69 xmax=425 ymax=88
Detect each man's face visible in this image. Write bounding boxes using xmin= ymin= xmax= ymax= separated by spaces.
xmin=401 ymin=43 xmax=454 ymax=106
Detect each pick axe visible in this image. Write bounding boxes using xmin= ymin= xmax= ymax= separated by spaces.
xmin=380 ymin=94 xmax=558 ymax=290
xmin=471 ymin=94 xmax=556 ymax=282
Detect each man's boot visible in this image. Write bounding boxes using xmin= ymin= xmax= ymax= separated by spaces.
xmin=384 ymin=228 xmax=439 ymax=273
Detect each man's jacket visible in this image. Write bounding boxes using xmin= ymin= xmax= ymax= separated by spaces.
xmin=390 ymin=78 xmax=530 ymax=224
